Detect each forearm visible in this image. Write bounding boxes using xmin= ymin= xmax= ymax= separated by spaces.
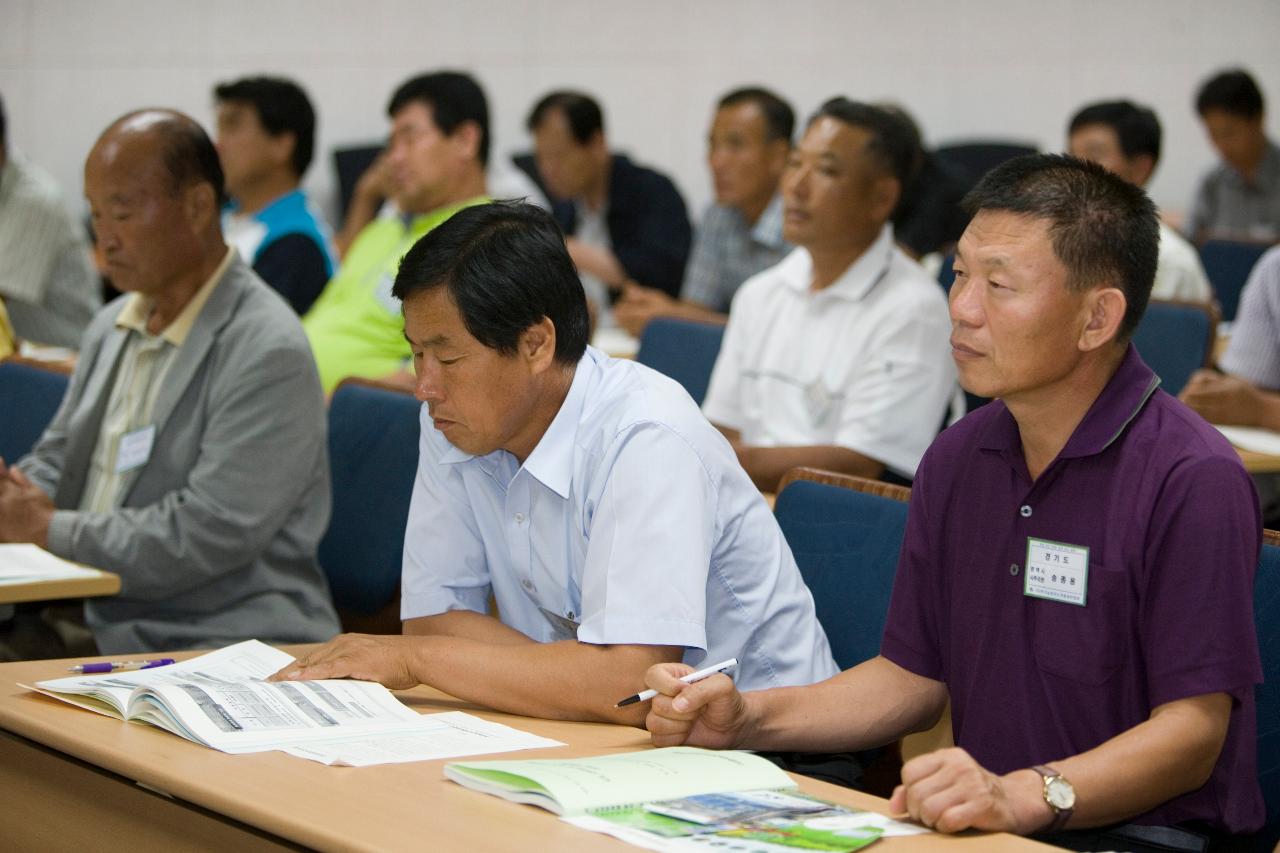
xmin=404 ymin=610 xmax=535 ymax=646
xmin=741 ymin=656 xmax=948 ymax=752
xmin=568 ymin=240 xmax=627 ymax=289
xmin=335 ymin=192 xmax=381 ymax=259
xmin=1038 ymin=693 xmax=1231 ymax=830
xmin=405 ymin=637 xmax=682 ymax=725
xmin=666 ymin=300 xmax=728 ymax=326
xmin=1259 ymin=389 xmax=1280 ymax=431
xmin=736 ymin=444 xmax=885 ymax=493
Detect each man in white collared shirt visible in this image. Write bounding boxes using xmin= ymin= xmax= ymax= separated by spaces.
xmin=703 ymin=99 xmax=957 ymax=490
xmin=273 ymin=201 xmax=837 ymax=724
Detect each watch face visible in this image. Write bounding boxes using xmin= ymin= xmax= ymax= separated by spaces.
xmin=1046 ymin=777 xmax=1076 ymax=810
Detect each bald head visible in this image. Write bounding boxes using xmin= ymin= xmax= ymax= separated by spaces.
xmin=93 ymin=109 xmax=225 ymax=203
xmin=86 ymin=109 xmax=227 ymax=297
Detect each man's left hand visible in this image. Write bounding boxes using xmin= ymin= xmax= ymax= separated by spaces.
xmin=0 ymin=465 xmax=54 ymax=547
xmin=889 ymin=747 xmax=1051 ymax=835
xmin=614 ymin=282 xmax=676 ymax=337
xmin=267 ymin=633 xmax=425 ymax=690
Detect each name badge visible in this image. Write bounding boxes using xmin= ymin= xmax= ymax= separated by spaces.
xmin=538 ymin=606 xmax=580 ymax=642
xmin=1024 ymin=537 xmax=1089 ymax=606
xmin=115 ymin=425 xmax=156 ymax=474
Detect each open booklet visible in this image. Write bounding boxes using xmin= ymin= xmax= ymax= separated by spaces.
xmin=26 ymin=640 xmax=562 ymax=766
xmin=445 ymin=747 xmax=927 ymax=852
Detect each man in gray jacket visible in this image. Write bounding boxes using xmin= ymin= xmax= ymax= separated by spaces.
xmin=0 ymin=109 xmax=339 ymax=656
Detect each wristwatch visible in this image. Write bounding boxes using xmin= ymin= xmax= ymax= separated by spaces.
xmin=1032 ymin=765 xmax=1076 ymax=832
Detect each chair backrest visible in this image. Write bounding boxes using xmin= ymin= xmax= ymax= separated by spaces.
xmin=0 ymin=358 xmax=71 ymax=463
xmin=1130 ymin=299 xmax=1218 ymax=396
xmin=635 ymin=318 xmax=726 ymax=406
xmin=1255 ymin=528 xmax=1280 ymax=843
xmin=933 ymin=141 xmax=1038 ymax=195
xmin=332 ymin=143 xmax=384 ymax=223
xmin=773 ymin=467 xmax=911 ymax=671
xmin=937 ymin=252 xmax=957 ymax=293
xmin=1199 ymin=240 xmax=1271 ymax=323
xmin=319 ymin=379 xmax=421 ymax=621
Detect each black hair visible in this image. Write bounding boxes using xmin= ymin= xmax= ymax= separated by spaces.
xmin=526 ymin=91 xmax=604 ymax=145
xmin=1068 ymin=100 xmax=1162 ymax=164
xmin=392 ymin=201 xmax=589 ymax=366
xmin=214 ymin=75 xmax=317 ymax=178
xmin=388 ymin=71 xmax=490 ymax=166
xmin=1196 ymin=69 xmax=1265 ymax=119
xmin=717 ymin=87 xmax=795 ymax=144
xmin=962 ymin=153 xmax=1158 ymax=340
xmin=0 ymin=92 xmax=6 ymax=149
xmin=810 ymin=98 xmax=918 ymax=195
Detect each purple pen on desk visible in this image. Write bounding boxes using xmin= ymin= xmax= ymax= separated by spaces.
xmin=68 ymin=659 xmax=176 ymax=674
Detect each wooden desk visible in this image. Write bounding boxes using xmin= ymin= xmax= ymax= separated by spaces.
xmin=0 ymin=568 xmax=120 ymax=605
xmin=1237 ymin=447 xmax=1280 ymax=474
xmin=0 ymin=650 xmax=1054 ymax=853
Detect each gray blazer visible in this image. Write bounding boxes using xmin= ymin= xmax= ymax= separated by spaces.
xmin=20 ymin=254 xmax=340 ymax=654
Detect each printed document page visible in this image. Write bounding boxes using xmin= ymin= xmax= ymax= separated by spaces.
xmin=0 ymin=544 xmax=103 ymax=584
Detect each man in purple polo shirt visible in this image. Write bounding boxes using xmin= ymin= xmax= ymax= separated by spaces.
xmin=641 ymin=154 xmax=1264 ymax=850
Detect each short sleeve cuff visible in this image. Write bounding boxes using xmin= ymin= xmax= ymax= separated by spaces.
xmin=1147 ymin=660 xmax=1262 ymax=710
xmin=46 ymin=510 xmax=79 ymax=560
xmin=576 ymin=616 xmax=707 ymax=651
xmin=880 ymin=632 xmax=944 ymax=683
xmin=400 ymin=589 xmax=489 ymax=622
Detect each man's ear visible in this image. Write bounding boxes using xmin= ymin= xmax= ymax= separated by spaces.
xmin=1129 ymin=153 xmax=1156 ymax=187
xmin=269 ymin=130 xmax=298 ymax=173
xmin=521 ymin=316 xmax=558 ymax=373
xmin=184 ymin=181 xmax=219 ymax=233
xmin=1079 ymin=286 xmax=1127 ymax=352
xmin=449 ymin=121 xmax=482 ymax=164
xmin=871 ymin=175 xmax=901 ymax=223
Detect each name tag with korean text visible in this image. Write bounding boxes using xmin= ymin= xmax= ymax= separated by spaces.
xmin=114 ymin=425 xmax=156 ymax=474
xmin=1024 ymin=537 xmax=1089 ymax=606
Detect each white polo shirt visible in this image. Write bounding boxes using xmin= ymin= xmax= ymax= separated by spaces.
xmin=1152 ymin=221 xmax=1212 ymax=303
xmin=703 ymin=225 xmax=957 ymax=479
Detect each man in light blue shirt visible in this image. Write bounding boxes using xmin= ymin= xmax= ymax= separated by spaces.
xmin=273 ymin=201 xmax=836 ymax=724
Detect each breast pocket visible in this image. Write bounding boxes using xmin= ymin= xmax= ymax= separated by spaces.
xmin=1031 ymin=563 xmax=1131 ymax=685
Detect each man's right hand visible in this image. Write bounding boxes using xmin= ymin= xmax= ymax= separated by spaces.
xmin=643 ymin=662 xmax=753 ymax=748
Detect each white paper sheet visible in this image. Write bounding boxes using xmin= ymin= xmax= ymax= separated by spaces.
xmin=0 ymin=544 xmax=103 ymax=584
xmin=1217 ymin=425 xmax=1280 ymax=456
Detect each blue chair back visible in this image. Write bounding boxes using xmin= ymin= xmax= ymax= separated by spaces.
xmin=635 ymin=318 xmax=726 ymax=406
xmin=1255 ymin=531 xmax=1280 ymax=845
xmin=937 ymin=252 xmax=957 ymax=293
xmin=773 ymin=470 xmax=910 ymax=671
xmin=1130 ymin=300 xmax=1216 ymax=396
xmin=1199 ymin=240 xmax=1270 ymax=323
xmin=0 ymin=360 xmax=70 ymax=463
xmin=319 ymin=381 xmax=420 ymax=617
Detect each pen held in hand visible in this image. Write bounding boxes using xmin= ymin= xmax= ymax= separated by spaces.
xmin=68 ymin=658 xmax=176 ymax=674
xmin=615 ymin=658 xmax=737 ymax=708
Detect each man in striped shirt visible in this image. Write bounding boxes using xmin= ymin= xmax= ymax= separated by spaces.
xmin=0 ymin=93 xmax=100 ymax=349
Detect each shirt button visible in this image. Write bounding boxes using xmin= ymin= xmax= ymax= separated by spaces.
xmin=521 ymin=579 xmax=533 ymax=591
xmin=1020 ymin=505 xmax=1032 ymax=518
xmin=514 ymin=512 xmax=525 ymax=524
xmin=1010 ymin=563 xmax=1020 ymax=576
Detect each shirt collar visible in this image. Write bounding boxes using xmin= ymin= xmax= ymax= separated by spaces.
xmin=749 ymin=194 xmax=787 ymax=249
xmin=977 ymin=344 xmax=1161 ymax=459
xmin=783 ymin=223 xmax=896 ymax=301
xmin=520 ymin=348 xmax=597 ymax=498
xmin=438 ymin=347 xmax=598 ymax=500
xmin=115 ymin=246 xmax=235 ymax=345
